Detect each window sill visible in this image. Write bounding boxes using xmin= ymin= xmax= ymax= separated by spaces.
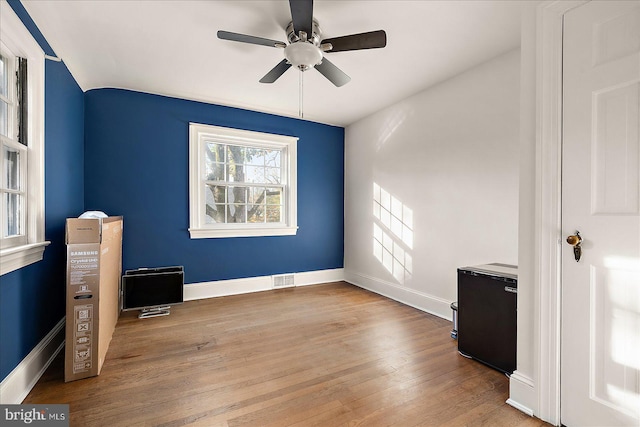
xmin=189 ymin=226 xmax=298 ymax=239
xmin=0 ymin=241 xmax=51 ymax=276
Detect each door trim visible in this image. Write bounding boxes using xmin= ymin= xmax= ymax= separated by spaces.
xmin=535 ymin=1 xmax=586 ymax=425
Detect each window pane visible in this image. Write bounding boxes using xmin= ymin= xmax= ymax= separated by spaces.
xmin=3 ymin=193 xmax=23 ymax=237
xmin=264 ymin=149 xmax=281 ymax=167
xmin=247 ymin=204 xmax=265 ymax=223
xmin=228 ymin=186 xmax=246 ymax=204
xmin=0 ymin=100 xmax=7 ymax=138
xmin=205 ymin=142 xmax=225 ymax=162
xmin=16 ymin=57 xmax=26 ymax=146
xmin=266 ymin=188 xmax=282 ymax=205
xmin=0 ymin=54 xmax=6 ymax=98
xmin=228 ymin=204 xmax=246 ymax=223
xmin=227 ymin=163 xmax=245 ymax=183
xmin=3 ymin=145 xmax=20 ymax=190
xmin=204 ymin=143 xmax=225 ymax=181
xmin=245 ymin=165 xmax=265 ymax=183
xmin=265 ymin=167 xmax=281 ymax=184
xmin=227 ymin=145 xmax=245 ymax=165
xmin=248 ymin=187 xmax=266 ymax=223
xmin=245 ymin=148 xmax=265 ymax=166
xmin=206 ymin=185 xmax=226 ymax=203
xmin=205 ymin=162 xmax=224 ymax=181
xmin=266 ymin=205 xmax=281 ymax=223
xmin=248 ymin=187 xmax=266 ymax=204
xmin=205 ymin=185 xmax=226 ymax=223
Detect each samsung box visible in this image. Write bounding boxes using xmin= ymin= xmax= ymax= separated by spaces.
xmin=65 ymin=216 xmax=123 ymax=382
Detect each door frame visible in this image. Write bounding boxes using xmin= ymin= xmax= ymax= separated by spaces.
xmin=534 ymin=1 xmax=586 ymax=425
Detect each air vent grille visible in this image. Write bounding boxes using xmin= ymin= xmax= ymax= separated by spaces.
xmin=272 ymin=274 xmax=295 ymax=288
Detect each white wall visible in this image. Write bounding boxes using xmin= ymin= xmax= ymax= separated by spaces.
xmin=344 ymin=49 xmax=520 ymax=319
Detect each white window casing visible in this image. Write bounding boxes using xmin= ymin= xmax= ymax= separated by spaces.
xmin=0 ymin=1 xmax=49 ymax=276
xmin=188 ymin=123 xmax=298 ymax=238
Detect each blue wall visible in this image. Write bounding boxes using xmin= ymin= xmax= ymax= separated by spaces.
xmin=84 ymin=89 xmax=344 ymax=283
xmin=0 ymin=2 xmax=85 ymax=381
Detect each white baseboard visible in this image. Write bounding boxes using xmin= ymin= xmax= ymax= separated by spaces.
xmin=183 ymin=268 xmax=345 ymax=301
xmin=506 ymin=398 xmax=535 ymax=417
xmin=0 ymin=317 xmax=65 ymax=404
xmin=344 ymin=270 xmax=452 ymax=320
xmin=508 ymin=370 xmax=536 ymax=416
xmin=294 ymin=268 xmax=345 ymax=286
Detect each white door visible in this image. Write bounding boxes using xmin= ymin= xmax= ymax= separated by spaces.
xmin=561 ymin=1 xmax=640 ymax=426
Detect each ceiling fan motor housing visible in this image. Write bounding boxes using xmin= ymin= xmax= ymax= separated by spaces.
xmin=286 ymin=19 xmax=322 ymax=45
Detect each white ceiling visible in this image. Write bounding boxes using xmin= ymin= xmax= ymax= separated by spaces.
xmin=22 ymin=0 xmax=522 ymax=127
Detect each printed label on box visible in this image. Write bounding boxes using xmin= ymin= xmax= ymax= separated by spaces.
xmin=68 ymin=250 xmax=99 ymax=287
xmin=73 ymin=304 xmax=93 ymax=374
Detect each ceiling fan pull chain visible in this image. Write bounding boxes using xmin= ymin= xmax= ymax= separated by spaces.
xmin=299 ymin=71 xmax=304 ymax=119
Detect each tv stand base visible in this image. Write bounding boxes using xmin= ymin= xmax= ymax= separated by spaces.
xmin=138 ymin=306 xmax=171 ymax=319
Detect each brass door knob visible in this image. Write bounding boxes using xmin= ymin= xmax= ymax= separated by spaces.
xmin=566 ymin=231 xmax=582 ymax=262
xmin=567 ymin=233 xmax=582 ymax=246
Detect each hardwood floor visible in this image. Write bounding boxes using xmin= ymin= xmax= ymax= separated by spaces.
xmin=24 ymin=282 xmax=548 ymax=426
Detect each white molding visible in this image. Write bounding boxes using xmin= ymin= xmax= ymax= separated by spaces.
xmin=532 ymin=1 xmax=564 ymax=423
xmin=295 ymin=268 xmax=344 ymax=286
xmin=507 ymin=398 xmax=535 ymax=418
xmin=532 ymin=2 xmax=587 ymax=425
xmin=184 ymin=276 xmax=272 ymax=300
xmin=0 ymin=317 xmax=65 ymax=404
xmin=344 ymin=270 xmax=451 ymax=320
xmin=183 ymin=268 xmax=345 ymax=301
xmin=508 ymin=370 xmax=537 ymax=417
xmin=188 ymin=122 xmax=298 ymax=239
xmin=0 ymin=241 xmax=50 ymax=276
xmin=188 ymin=226 xmax=298 ymax=239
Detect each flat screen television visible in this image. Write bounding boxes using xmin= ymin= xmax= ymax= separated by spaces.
xmin=122 ymin=266 xmax=184 ymax=318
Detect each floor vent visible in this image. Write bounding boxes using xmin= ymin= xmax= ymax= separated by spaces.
xmin=272 ymin=274 xmax=295 ymax=289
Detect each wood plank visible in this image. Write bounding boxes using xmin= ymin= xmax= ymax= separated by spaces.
xmin=23 ymin=282 xmax=549 ymax=426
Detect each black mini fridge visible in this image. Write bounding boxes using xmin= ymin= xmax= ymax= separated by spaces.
xmin=457 ymin=263 xmax=517 ymax=374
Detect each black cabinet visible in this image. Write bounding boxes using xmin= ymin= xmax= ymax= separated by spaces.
xmin=457 ymin=263 xmax=517 ymax=374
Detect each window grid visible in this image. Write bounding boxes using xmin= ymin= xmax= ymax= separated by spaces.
xmin=203 ymin=142 xmax=285 ymax=225
xmin=0 ymin=49 xmax=27 ymax=245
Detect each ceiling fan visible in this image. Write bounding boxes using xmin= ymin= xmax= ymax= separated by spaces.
xmin=217 ymin=0 xmax=387 ymax=87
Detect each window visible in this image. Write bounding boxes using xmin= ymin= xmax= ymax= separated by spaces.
xmin=1 ymin=53 xmax=27 ymax=248
xmin=0 ymin=2 xmax=47 ymax=276
xmin=189 ymin=123 xmax=298 ymax=238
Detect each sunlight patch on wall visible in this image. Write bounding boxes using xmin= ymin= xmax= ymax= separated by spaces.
xmin=375 ymin=106 xmax=409 ymax=152
xmin=373 ymin=183 xmax=413 ymax=249
xmin=373 ymin=183 xmax=413 ymax=284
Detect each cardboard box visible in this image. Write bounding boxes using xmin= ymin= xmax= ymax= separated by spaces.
xmin=65 ymin=216 xmax=123 ymax=382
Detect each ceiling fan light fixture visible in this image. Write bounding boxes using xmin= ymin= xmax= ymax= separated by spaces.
xmin=284 ymin=42 xmax=323 ymax=71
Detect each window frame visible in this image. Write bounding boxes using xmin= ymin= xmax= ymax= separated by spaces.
xmin=0 ymin=2 xmax=48 ymax=276
xmin=0 ymin=51 xmax=28 ymax=249
xmin=188 ymin=123 xmax=298 ymax=239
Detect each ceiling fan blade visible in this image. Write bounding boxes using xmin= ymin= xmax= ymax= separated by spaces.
xmin=218 ymin=30 xmax=286 ymax=48
xmin=260 ymin=60 xmax=292 ymax=83
xmin=289 ymin=0 xmax=313 ymax=36
xmin=315 ymin=58 xmax=351 ymax=87
xmin=322 ymin=30 xmax=387 ymax=53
